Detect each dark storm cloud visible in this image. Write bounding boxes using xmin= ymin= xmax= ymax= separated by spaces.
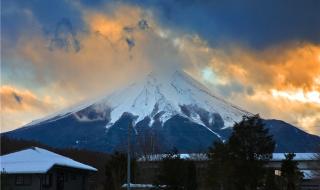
xmin=142 ymin=0 xmax=319 ymax=48
xmin=49 ymin=18 xmax=81 ymax=52
xmin=80 ymin=0 xmax=320 ymax=48
xmin=2 ymin=0 xmax=319 ymax=49
xmin=1 ymin=0 xmax=83 ymax=48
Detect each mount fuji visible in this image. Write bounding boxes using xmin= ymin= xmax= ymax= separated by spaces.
xmin=4 ymin=71 xmax=320 ymax=153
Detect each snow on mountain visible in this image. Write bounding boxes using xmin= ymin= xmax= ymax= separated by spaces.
xmin=26 ymin=70 xmax=250 ymax=130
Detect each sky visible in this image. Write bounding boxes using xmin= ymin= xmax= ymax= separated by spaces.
xmin=1 ymin=0 xmax=320 ymax=135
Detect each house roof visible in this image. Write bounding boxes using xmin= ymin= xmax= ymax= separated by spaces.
xmin=0 ymin=147 xmax=97 ymax=174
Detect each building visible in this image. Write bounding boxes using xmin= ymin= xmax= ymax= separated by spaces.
xmin=270 ymin=153 xmax=320 ymax=190
xmin=135 ymin=153 xmax=320 ymax=190
xmin=0 ymin=147 xmax=97 ymax=190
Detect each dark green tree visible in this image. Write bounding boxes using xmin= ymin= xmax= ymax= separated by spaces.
xmin=206 ymin=142 xmax=234 ymax=190
xmin=185 ymin=160 xmax=198 ymax=190
xmin=280 ymin=153 xmax=303 ymax=190
xmin=206 ymin=115 xmax=275 ymax=190
xmin=157 ymin=149 xmax=197 ymax=190
xmin=229 ymin=115 xmax=275 ymax=190
xmin=264 ymin=168 xmax=280 ymax=190
xmin=105 ymin=152 xmax=136 ymax=190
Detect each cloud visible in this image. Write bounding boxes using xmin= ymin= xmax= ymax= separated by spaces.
xmin=0 ymin=85 xmax=67 ymax=132
xmin=297 ymin=115 xmax=320 ymax=135
xmin=49 ymin=18 xmax=81 ymax=52
xmin=95 ymin=0 xmax=320 ymax=48
xmin=209 ymin=42 xmax=320 ymax=90
xmin=4 ymin=0 xmax=319 ymax=51
xmin=4 ymin=4 xmax=190 ymax=101
xmin=1 ymin=4 xmax=192 ymax=131
xmin=1 ymin=0 xmax=83 ymax=45
xmin=231 ymin=89 xmax=320 ymax=135
xmin=178 ymin=40 xmax=320 ymax=94
xmin=1 ymin=85 xmax=56 ymax=113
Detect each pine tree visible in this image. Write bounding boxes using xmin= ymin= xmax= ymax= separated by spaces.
xmin=206 ymin=115 xmax=275 ymax=190
xmin=157 ymin=149 xmax=198 ymax=190
xmin=264 ymin=168 xmax=280 ymax=190
xmin=206 ymin=142 xmax=234 ymax=190
xmin=280 ymin=153 xmax=303 ymax=190
xmin=185 ymin=160 xmax=198 ymax=190
xmin=105 ymin=152 xmax=136 ymax=190
xmin=229 ymin=115 xmax=275 ymax=190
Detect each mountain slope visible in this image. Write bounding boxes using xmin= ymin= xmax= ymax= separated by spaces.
xmin=4 ymin=71 xmax=320 ymax=153
xmin=264 ymin=119 xmax=320 ymax=152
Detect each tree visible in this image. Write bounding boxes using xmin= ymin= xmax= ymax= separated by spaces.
xmin=185 ymin=160 xmax=198 ymax=190
xmin=105 ymin=152 xmax=136 ymax=190
xmin=157 ymin=149 xmax=197 ymax=190
xmin=264 ymin=168 xmax=280 ymax=190
xmin=229 ymin=115 xmax=275 ymax=190
xmin=280 ymin=153 xmax=303 ymax=190
xmin=206 ymin=115 xmax=275 ymax=190
xmin=206 ymin=142 xmax=234 ymax=190
xmin=136 ymin=128 xmax=162 ymax=160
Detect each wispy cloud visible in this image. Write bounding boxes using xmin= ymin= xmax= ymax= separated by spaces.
xmin=0 ymin=85 xmax=66 ymax=132
xmin=1 ymin=85 xmax=55 ymax=112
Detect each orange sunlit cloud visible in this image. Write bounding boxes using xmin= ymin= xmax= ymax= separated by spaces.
xmin=0 ymin=85 xmax=66 ymax=132
xmin=89 ymin=14 xmax=124 ymax=41
xmin=13 ymin=7 xmax=151 ymax=100
xmin=208 ymin=43 xmax=320 ymax=90
xmin=1 ymin=85 xmax=55 ymax=113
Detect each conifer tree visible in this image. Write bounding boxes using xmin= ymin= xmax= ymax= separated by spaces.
xmin=157 ymin=149 xmax=197 ymax=190
xmin=105 ymin=152 xmax=136 ymax=190
xmin=185 ymin=160 xmax=198 ymax=190
xmin=206 ymin=115 xmax=275 ymax=190
xmin=206 ymin=142 xmax=234 ymax=190
xmin=264 ymin=168 xmax=280 ymax=190
xmin=229 ymin=115 xmax=275 ymax=190
xmin=280 ymin=153 xmax=303 ymax=190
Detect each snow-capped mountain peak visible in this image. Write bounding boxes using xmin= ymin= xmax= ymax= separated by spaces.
xmin=26 ymin=70 xmax=249 ymax=129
